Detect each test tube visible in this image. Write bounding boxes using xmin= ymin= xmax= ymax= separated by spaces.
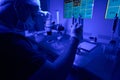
xmin=78 ymin=14 xmax=81 ymax=24
xmin=72 ymin=15 xmax=75 ymax=25
xmin=56 ymin=10 xmax=60 ymax=24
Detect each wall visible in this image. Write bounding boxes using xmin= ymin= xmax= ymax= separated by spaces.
xmin=40 ymin=0 xmax=49 ymax=10
xmin=49 ymin=0 xmax=120 ymax=44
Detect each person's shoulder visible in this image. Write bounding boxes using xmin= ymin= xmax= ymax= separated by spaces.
xmin=0 ymin=32 xmax=24 ymax=39
xmin=0 ymin=32 xmax=30 ymax=46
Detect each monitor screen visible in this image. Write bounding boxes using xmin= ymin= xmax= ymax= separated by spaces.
xmin=105 ymin=0 xmax=120 ymax=19
xmin=64 ymin=0 xmax=94 ymax=19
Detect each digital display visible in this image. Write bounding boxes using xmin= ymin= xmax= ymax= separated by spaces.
xmin=105 ymin=0 xmax=120 ymax=19
xmin=64 ymin=0 xmax=94 ymax=19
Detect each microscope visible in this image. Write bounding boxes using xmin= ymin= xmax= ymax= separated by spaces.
xmin=44 ymin=11 xmax=64 ymax=38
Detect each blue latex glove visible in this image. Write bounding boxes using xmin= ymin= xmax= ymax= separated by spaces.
xmin=70 ymin=23 xmax=83 ymax=40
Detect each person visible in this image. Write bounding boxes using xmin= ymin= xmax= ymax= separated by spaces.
xmin=0 ymin=0 xmax=82 ymax=80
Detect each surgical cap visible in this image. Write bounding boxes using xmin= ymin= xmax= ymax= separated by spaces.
xmin=14 ymin=0 xmax=41 ymax=12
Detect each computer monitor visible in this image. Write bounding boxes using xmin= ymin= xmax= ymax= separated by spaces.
xmin=105 ymin=0 xmax=120 ymax=19
xmin=64 ymin=0 xmax=94 ymax=19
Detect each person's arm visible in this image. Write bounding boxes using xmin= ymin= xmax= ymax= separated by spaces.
xmin=29 ymin=38 xmax=79 ymax=80
xmin=29 ymin=23 xmax=82 ymax=80
xmin=53 ymin=37 xmax=79 ymax=79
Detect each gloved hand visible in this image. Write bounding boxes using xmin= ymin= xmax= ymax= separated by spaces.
xmin=70 ymin=23 xmax=83 ymax=40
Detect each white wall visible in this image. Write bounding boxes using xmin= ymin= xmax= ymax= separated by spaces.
xmin=49 ymin=0 xmax=120 ymax=44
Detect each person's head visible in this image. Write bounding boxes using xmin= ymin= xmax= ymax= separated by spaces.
xmin=14 ymin=0 xmax=41 ymax=22
xmin=0 ymin=0 xmax=41 ymax=27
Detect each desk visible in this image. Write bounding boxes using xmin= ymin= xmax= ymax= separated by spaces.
xmin=74 ymin=43 xmax=120 ymax=80
xmin=32 ymin=33 xmax=71 ymax=62
xmin=28 ymin=33 xmax=120 ymax=80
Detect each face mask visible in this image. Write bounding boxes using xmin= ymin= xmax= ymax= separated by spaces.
xmin=14 ymin=0 xmax=41 ymax=32
xmin=16 ymin=15 xmax=35 ymax=32
xmin=24 ymin=15 xmax=35 ymax=31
